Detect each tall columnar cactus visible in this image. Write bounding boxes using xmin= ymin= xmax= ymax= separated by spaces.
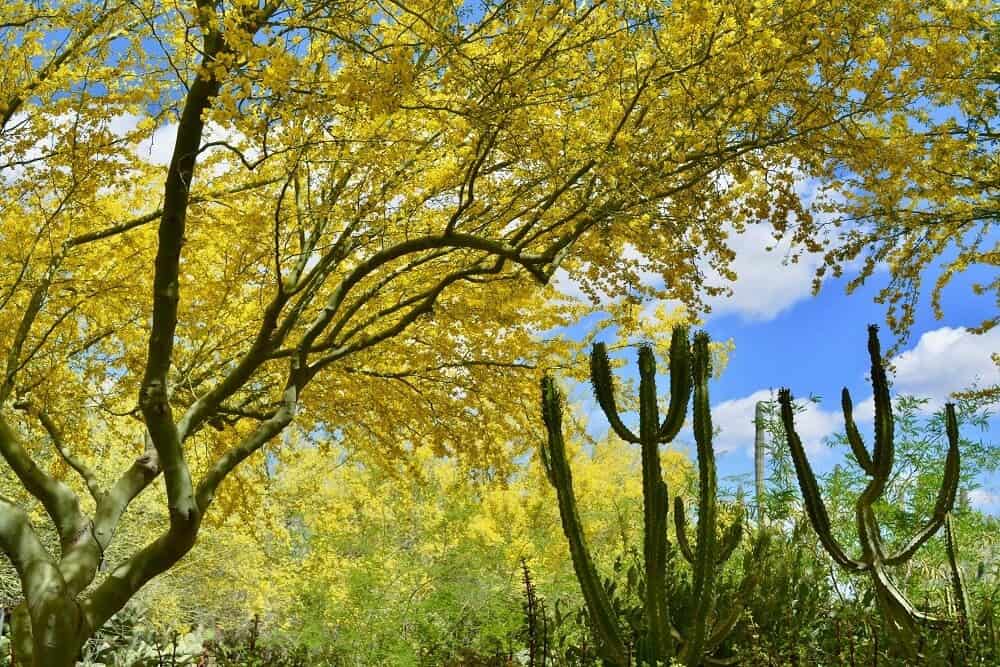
xmin=944 ymin=514 xmax=971 ymax=645
xmin=778 ymin=325 xmax=960 ymax=649
xmin=540 ymin=327 xmax=750 ymax=666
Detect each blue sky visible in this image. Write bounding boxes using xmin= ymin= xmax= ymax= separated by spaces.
xmin=557 ymin=222 xmax=999 ymax=513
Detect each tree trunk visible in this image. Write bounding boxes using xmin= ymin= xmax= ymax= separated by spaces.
xmin=10 ymin=599 xmax=87 ymax=667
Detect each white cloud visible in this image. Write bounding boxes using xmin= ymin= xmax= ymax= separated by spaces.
xmin=710 ymin=388 xmax=840 ymax=457
xmin=703 ymin=223 xmax=822 ymax=321
xmin=700 ymin=171 xmax=848 ymax=322
xmin=107 ymin=114 xmax=257 ymax=170
xmin=551 ymin=244 xmax=661 ymax=307
xmin=551 ymin=267 xmax=591 ymax=303
xmin=852 ymin=395 xmax=876 ymax=423
xmin=551 ymin=218 xmax=823 ymax=322
xmin=890 ymin=326 xmax=1000 ymax=403
xmin=549 ymin=169 xmax=853 ymax=323
xmin=969 ymin=488 xmax=1000 ymax=512
xmin=135 ymin=122 xmax=176 ymax=166
xmin=105 ymin=113 xmax=175 ymax=166
xmin=807 ymin=326 xmax=998 ymax=424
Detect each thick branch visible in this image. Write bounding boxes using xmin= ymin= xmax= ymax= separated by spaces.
xmin=93 ymin=444 xmax=160 ymax=551
xmin=65 ymin=178 xmax=280 ymax=249
xmin=139 ymin=62 xmax=223 ymax=534
xmin=0 ymin=496 xmax=53 ymax=583
xmin=0 ymin=415 xmax=83 ymax=544
xmin=12 ymin=400 xmax=101 ymax=502
xmin=295 ymin=233 xmax=546 ymax=364
xmin=176 ymin=290 xmax=288 ymax=442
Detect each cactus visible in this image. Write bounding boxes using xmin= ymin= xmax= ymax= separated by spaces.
xmin=777 ymin=325 xmax=960 ymax=651
xmin=540 ymin=327 xmax=752 ymax=666
xmin=944 ymin=514 xmax=971 ymax=645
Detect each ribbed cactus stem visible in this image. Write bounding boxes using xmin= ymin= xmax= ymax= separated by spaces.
xmin=778 ymin=388 xmax=866 ymax=572
xmin=885 ymin=403 xmax=959 ymax=565
xmin=636 ymin=343 xmax=672 ymax=658
xmin=717 ymin=514 xmax=743 ymax=564
xmin=646 ymin=477 xmax=672 ymax=658
xmin=867 ymin=325 xmax=894 ymax=483
xmin=673 ymin=496 xmax=695 ymax=565
xmin=539 ymin=377 xmax=628 ymax=665
xmin=944 ymin=514 xmax=970 ymax=644
xmin=679 ymin=332 xmax=719 ymax=666
xmin=673 ymin=496 xmax=741 ymax=566
xmin=841 ymin=388 xmax=875 ymax=475
xmin=540 ymin=327 xmax=748 ymax=667
xmin=781 ymin=326 xmax=962 ymax=651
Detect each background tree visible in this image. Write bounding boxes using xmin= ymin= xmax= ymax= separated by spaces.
xmin=0 ymin=0 xmax=995 ymax=663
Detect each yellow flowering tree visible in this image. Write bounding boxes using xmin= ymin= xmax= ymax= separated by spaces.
xmin=0 ymin=0 xmax=993 ymax=663
xmin=253 ymin=420 xmax=693 ymax=663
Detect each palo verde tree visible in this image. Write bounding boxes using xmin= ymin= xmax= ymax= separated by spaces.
xmin=0 ymin=0 xmax=993 ymax=664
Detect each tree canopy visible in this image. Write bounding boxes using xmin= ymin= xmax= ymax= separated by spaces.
xmin=0 ymin=0 xmax=995 ymax=663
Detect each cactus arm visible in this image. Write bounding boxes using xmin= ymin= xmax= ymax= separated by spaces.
xmin=658 ymin=326 xmax=691 ymax=442
xmin=872 ymin=562 xmax=948 ymax=636
xmin=700 ymin=523 xmax=758 ymax=658
xmin=944 ymin=513 xmax=971 ymax=643
xmin=871 ymin=565 xmax=920 ymax=652
xmin=673 ymin=496 xmax=695 ymax=565
xmin=679 ymin=332 xmax=720 ymax=666
xmin=590 ymin=342 xmax=640 ymax=443
xmin=706 ymin=603 xmax=744 ymax=654
xmin=841 ymin=387 xmax=875 ymax=475
xmin=704 ymin=657 xmax=740 ymax=666
xmin=867 ymin=325 xmax=895 ymax=482
xmin=778 ymin=388 xmax=868 ymax=572
xmin=884 ymin=404 xmax=960 ymax=565
xmin=540 ymin=377 xmax=629 ymax=665
xmin=716 ymin=514 xmax=743 ymax=565
xmin=858 ymin=501 xmax=889 ymax=564
xmin=782 ymin=327 xmax=965 ymax=649
xmin=779 ymin=388 xmax=867 ymax=571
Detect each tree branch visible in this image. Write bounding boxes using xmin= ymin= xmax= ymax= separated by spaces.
xmin=12 ymin=400 xmax=102 ymax=503
xmin=0 ymin=415 xmax=84 ymax=545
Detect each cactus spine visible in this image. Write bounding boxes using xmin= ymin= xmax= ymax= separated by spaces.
xmin=540 ymin=327 xmax=749 ymax=666
xmin=778 ymin=325 xmax=961 ymax=649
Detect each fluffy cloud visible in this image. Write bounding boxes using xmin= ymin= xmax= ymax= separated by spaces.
xmin=702 ymin=223 xmax=822 ymax=321
xmin=107 ymin=114 xmax=257 ymax=171
xmin=106 ymin=114 xmax=175 ymax=166
xmin=553 ymin=172 xmax=840 ymax=322
xmin=969 ymin=488 xmax=1000 ymax=512
xmin=709 ymin=388 xmax=840 ymax=457
xmin=890 ymin=326 xmax=1000 ymax=402
xmin=700 ymin=171 xmax=850 ymax=322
